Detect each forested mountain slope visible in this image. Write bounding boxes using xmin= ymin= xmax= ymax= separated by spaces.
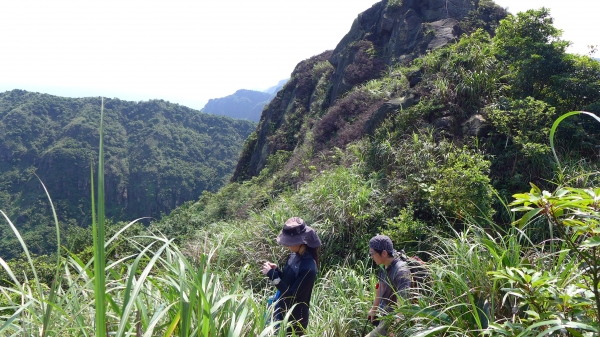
xmin=232 ymin=0 xmax=508 ymax=181
xmin=231 ymin=0 xmax=600 ymax=196
xmin=0 ymin=90 xmax=255 ymax=257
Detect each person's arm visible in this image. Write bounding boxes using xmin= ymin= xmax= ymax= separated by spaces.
xmin=367 ymin=283 xmax=381 ymax=322
xmin=261 ymin=261 xmax=283 ymax=280
xmin=273 ymin=263 xmax=316 ymax=295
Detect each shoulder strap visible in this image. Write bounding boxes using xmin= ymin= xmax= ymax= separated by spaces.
xmin=383 ymin=258 xmax=403 ymax=291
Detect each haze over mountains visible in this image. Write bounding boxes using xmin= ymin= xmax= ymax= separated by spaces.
xmin=201 ymin=79 xmax=288 ymax=122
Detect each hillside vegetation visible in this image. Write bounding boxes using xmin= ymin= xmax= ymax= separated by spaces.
xmin=190 ymin=3 xmax=600 ymax=257
xmin=153 ymin=2 xmax=600 ymax=334
xmin=2 ymin=0 xmax=600 ymax=336
xmin=0 ymin=90 xmax=255 ymax=257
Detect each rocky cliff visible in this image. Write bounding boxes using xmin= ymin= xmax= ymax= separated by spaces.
xmin=232 ymin=0 xmax=506 ymax=182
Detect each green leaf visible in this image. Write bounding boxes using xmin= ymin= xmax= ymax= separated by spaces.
xmin=550 ymin=111 xmax=600 ymax=169
xmin=515 ymin=208 xmax=543 ymax=228
xmin=580 ymin=236 xmax=600 ymax=248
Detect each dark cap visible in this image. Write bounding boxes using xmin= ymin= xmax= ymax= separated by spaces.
xmin=369 ymin=235 xmax=396 ymax=255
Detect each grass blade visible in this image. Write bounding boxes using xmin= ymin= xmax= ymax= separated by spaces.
xmin=33 ymin=174 xmax=63 ymax=337
xmin=93 ymin=97 xmax=107 ymax=337
xmin=0 ymin=211 xmax=44 ymax=306
xmin=115 ymin=240 xmax=172 ymax=337
xmin=549 ymin=111 xmax=600 ymax=169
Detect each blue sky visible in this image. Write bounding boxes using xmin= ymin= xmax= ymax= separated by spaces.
xmin=0 ymin=0 xmax=597 ymax=110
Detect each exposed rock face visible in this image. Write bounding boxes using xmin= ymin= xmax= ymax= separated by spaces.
xmin=433 ymin=115 xmax=456 ymax=131
xmin=462 ymin=114 xmax=491 ymax=137
xmin=364 ymin=94 xmax=417 ymax=135
xmin=232 ymin=52 xmax=334 ymax=181
xmin=232 ymin=0 xmax=503 ymax=182
xmin=329 ymin=0 xmax=477 ymax=103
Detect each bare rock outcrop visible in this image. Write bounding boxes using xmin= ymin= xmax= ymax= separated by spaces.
xmin=328 ymin=0 xmax=478 ymax=103
xmin=232 ymin=0 xmax=506 ymax=182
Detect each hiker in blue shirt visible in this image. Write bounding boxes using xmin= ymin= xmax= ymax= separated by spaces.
xmin=366 ymin=235 xmax=411 ymax=337
xmin=261 ymin=217 xmax=322 ymax=335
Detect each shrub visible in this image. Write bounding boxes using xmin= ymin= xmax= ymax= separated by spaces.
xmin=362 ymin=130 xmax=495 ymax=225
xmin=380 ymin=206 xmax=428 ymax=253
xmin=343 ymin=41 xmax=387 ymax=86
xmin=427 ymin=145 xmax=494 ymax=222
xmin=486 ymin=97 xmax=557 ymax=157
xmin=313 ymin=88 xmax=383 ymax=146
xmin=386 ymin=0 xmax=403 ymax=9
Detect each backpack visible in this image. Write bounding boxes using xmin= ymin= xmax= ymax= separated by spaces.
xmin=398 ymin=250 xmax=431 ymax=297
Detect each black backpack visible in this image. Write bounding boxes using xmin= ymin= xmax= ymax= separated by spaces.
xmin=398 ymin=250 xmax=431 ymax=296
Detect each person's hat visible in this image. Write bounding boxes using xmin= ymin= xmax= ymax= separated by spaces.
xmin=369 ymin=235 xmax=397 ymax=255
xmin=277 ymin=217 xmax=322 ymax=248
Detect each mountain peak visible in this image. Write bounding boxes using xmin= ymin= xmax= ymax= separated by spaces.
xmin=232 ymin=0 xmax=507 ymax=182
xmin=202 ymin=80 xmax=289 ymax=122
xmin=328 ymin=0 xmax=504 ymax=102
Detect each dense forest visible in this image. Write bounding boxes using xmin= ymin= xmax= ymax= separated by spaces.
xmin=2 ymin=0 xmax=600 ymax=335
xmin=0 ymin=90 xmax=255 ymax=257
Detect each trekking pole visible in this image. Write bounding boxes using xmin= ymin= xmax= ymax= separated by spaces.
xmin=360 ymin=316 xmax=369 ymax=337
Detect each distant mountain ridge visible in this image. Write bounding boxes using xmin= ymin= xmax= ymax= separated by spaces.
xmin=201 ymin=79 xmax=288 ymax=122
xmin=264 ymin=79 xmax=289 ymax=94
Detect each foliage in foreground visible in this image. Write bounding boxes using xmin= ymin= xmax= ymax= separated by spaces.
xmin=6 ymin=185 xmax=600 ymax=336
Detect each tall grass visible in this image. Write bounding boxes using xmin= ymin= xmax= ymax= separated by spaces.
xmin=93 ymin=97 xmax=107 ymax=337
xmin=3 ymin=101 xmax=599 ymax=336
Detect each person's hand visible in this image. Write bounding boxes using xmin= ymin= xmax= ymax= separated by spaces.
xmin=260 ymin=261 xmax=277 ymax=275
xmin=367 ymin=307 xmax=377 ymax=322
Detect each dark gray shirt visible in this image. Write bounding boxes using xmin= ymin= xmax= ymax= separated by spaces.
xmin=377 ymin=258 xmax=411 ymax=313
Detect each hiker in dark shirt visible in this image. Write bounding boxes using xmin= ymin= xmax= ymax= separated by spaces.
xmin=366 ymin=235 xmax=411 ymax=337
xmin=261 ymin=217 xmax=322 ymax=335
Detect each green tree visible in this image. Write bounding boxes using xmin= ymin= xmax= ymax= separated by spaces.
xmin=494 ymin=8 xmax=570 ymax=99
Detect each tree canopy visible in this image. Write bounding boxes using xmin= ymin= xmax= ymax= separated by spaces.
xmin=0 ymin=90 xmax=256 ymax=257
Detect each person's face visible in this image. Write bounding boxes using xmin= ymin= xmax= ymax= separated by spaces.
xmin=287 ymin=244 xmax=302 ymax=253
xmin=369 ymin=248 xmax=384 ymax=265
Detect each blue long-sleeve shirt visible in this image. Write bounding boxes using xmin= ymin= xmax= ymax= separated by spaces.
xmin=267 ymin=251 xmax=317 ymax=333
